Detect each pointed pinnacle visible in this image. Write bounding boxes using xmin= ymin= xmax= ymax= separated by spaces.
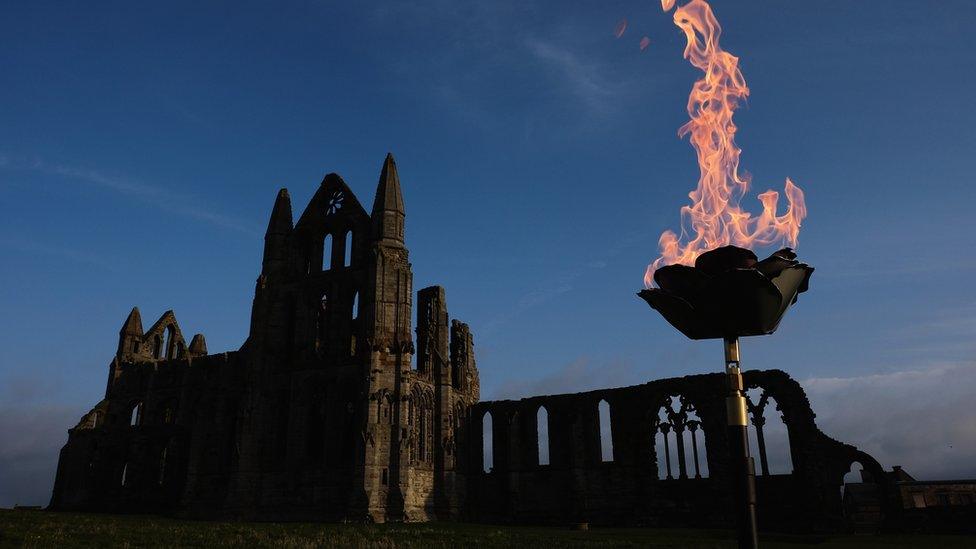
xmin=120 ymin=307 xmax=143 ymax=335
xmin=266 ymin=188 xmax=293 ymax=236
xmin=372 ymin=153 xmax=404 ymax=216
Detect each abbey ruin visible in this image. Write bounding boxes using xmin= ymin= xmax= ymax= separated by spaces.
xmin=50 ymin=155 xmax=899 ymax=531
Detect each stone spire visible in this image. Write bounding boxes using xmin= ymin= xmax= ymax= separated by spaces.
xmin=263 ymin=188 xmax=293 ymax=276
xmin=120 ymin=307 xmax=143 ymax=336
xmin=117 ymin=307 xmax=144 ymax=359
xmin=371 ymin=153 xmax=405 ymax=246
xmin=188 ymin=334 xmax=208 ymax=356
xmin=265 ymin=188 xmax=293 ymax=236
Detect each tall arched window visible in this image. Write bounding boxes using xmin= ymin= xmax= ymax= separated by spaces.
xmin=599 ymin=399 xmax=613 ymax=462
xmin=343 ymin=231 xmax=353 ymax=267
xmin=152 ymin=335 xmax=163 ymax=359
xmin=537 ymin=406 xmax=550 ymax=466
xmin=655 ymin=411 xmax=674 ymax=480
xmin=351 ymin=292 xmax=359 ymax=320
xmin=130 ymin=402 xmax=143 ymax=427
xmin=163 ymin=325 xmax=175 ymax=359
xmin=654 ymin=395 xmax=708 ymax=479
xmin=482 ymin=411 xmax=493 ymax=473
xmin=407 ymin=396 xmax=417 ymax=462
xmin=684 ymin=416 xmax=707 ymax=478
xmin=322 ymin=234 xmax=333 ymax=271
xmin=745 ymin=388 xmax=793 ymax=475
xmin=841 ymin=461 xmax=864 ymax=504
xmin=121 ymin=463 xmax=129 ymax=487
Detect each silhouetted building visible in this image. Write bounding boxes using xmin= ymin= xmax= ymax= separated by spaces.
xmin=51 ymin=155 xmax=922 ymax=532
xmin=50 ymin=154 xmax=479 ymax=521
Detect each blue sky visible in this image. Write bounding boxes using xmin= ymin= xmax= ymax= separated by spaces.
xmin=2 ymin=0 xmax=975 ymax=506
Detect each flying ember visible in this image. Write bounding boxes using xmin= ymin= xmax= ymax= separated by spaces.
xmin=645 ymin=0 xmax=807 ymax=288
xmin=615 ymin=18 xmax=628 ymax=38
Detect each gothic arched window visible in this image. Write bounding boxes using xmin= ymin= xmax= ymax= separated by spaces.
xmin=322 ymin=234 xmax=333 ymax=271
xmin=745 ymin=387 xmax=793 ymax=476
xmin=599 ymin=399 xmax=613 ymax=462
xmin=129 ymin=402 xmax=143 ymax=427
xmin=654 ymin=395 xmax=708 ymax=480
xmin=152 ymin=335 xmax=162 ymax=359
xmin=482 ymin=411 xmax=493 ymax=473
xmin=537 ymin=406 xmax=550 ymax=466
xmin=163 ymin=325 xmax=175 ymax=359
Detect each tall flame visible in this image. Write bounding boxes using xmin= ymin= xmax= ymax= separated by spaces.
xmin=644 ymin=0 xmax=807 ymax=287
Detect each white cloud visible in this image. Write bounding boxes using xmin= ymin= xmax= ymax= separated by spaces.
xmin=525 ymin=38 xmax=621 ymax=112
xmin=0 ymin=237 xmax=117 ymax=268
xmin=804 ymin=360 xmax=976 ymax=480
xmin=2 ymin=157 xmax=259 ymax=236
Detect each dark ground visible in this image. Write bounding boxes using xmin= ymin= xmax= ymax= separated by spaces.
xmin=2 ymin=510 xmax=975 ymax=548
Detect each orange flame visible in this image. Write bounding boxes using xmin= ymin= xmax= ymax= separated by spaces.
xmin=644 ymin=0 xmax=807 ymax=287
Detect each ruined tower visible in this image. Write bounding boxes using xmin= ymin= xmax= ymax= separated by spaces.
xmin=50 ymin=154 xmax=481 ymax=522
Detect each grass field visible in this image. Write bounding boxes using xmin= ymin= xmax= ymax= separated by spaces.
xmin=2 ymin=509 xmax=975 ymax=548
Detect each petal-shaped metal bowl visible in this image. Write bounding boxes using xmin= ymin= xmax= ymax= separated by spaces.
xmin=639 ymin=245 xmax=814 ymax=340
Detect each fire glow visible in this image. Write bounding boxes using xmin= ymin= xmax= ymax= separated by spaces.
xmin=645 ymin=0 xmax=807 ymax=288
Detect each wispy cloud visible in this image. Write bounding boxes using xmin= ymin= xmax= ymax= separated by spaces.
xmin=877 ymin=302 xmax=976 ymax=363
xmin=0 ymin=237 xmax=118 ymax=269
xmin=478 ymin=231 xmax=643 ymax=339
xmin=803 ymin=360 xmax=976 ymax=480
xmin=489 ymin=356 xmax=643 ymax=401
xmin=2 ymin=157 xmax=259 ymax=236
xmin=814 ymin=256 xmax=976 ymax=281
xmin=369 ymin=2 xmax=646 ymax=132
xmin=525 ymin=38 xmax=623 ymax=112
xmin=890 ymin=301 xmax=976 ymax=339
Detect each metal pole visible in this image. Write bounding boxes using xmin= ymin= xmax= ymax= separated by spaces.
xmin=724 ymin=337 xmax=758 ymax=549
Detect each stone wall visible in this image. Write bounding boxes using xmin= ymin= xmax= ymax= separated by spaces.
xmin=464 ymin=369 xmax=889 ymax=533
